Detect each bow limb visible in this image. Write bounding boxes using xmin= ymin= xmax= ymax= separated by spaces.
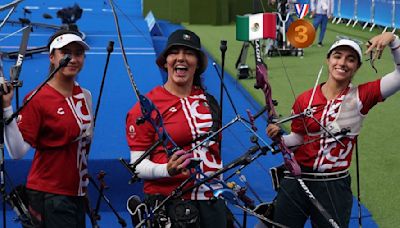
xmin=107 ymin=0 xmax=140 ymax=101
xmin=253 ymin=39 xmax=302 ymax=176
xmin=107 ymin=0 xmax=178 ymax=154
xmin=10 ymin=25 xmax=30 ymax=109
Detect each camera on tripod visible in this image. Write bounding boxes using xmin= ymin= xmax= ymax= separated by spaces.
xmin=57 ymin=4 xmax=83 ymax=32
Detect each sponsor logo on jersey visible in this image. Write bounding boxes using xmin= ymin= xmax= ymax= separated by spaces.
xmin=169 ymin=107 xmax=177 ymax=112
xmin=57 ymin=107 xmax=65 ymax=115
xmin=128 ymin=124 xmax=136 ymax=138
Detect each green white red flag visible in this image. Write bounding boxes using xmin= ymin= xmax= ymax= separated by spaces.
xmin=236 ymin=13 xmax=276 ymax=41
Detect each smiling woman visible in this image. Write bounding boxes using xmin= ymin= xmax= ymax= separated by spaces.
xmin=163 ymin=47 xmax=199 ymax=94
xmin=156 ymin=29 xmax=208 ymax=96
xmin=265 ymin=32 xmax=400 ymax=227
xmin=3 ymin=29 xmax=93 ymax=228
xmin=125 ymin=29 xmax=230 ymax=227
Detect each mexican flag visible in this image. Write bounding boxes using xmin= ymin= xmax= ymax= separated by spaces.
xmin=236 ymin=13 xmax=276 ymax=41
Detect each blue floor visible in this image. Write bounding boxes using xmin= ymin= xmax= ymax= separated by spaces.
xmin=1 ymin=1 xmax=378 ymax=227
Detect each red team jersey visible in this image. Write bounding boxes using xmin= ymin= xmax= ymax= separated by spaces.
xmin=18 ymin=83 xmax=92 ymax=196
xmin=126 ymin=86 xmax=222 ymax=200
xmin=291 ymin=79 xmax=383 ymax=172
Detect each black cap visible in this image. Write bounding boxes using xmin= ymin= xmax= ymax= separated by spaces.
xmin=156 ymin=29 xmax=208 ymax=74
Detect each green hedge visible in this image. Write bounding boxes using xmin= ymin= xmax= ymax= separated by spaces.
xmin=143 ymin=0 xmax=189 ymax=23
xmin=143 ymin=0 xmax=276 ymax=25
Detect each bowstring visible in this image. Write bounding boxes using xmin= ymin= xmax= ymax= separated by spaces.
xmin=110 ymin=1 xmax=154 ymax=48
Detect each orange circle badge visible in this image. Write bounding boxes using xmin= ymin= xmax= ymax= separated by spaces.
xmin=286 ymin=19 xmax=316 ymax=48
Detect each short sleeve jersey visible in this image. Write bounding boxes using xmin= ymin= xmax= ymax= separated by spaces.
xmin=126 ymin=86 xmax=222 ymax=200
xmin=18 ymin=83 xmax=92 ymax=196
xmin=291 ymin=79 xmax=383 ymax=172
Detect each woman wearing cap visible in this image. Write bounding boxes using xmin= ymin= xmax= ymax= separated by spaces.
xmin=265 ymin=32 xmax=400 ymax=227
xmin=3 ymin=29 xmax=92 ymax=227
xmin=126 ymin=29 xmax=228 ymax=227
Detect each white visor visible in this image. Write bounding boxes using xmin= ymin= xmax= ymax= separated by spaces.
xmin=328 ymin=39 xmax=362 ymax=62
xmin=49 ymin=33 xmax=90 ymax=53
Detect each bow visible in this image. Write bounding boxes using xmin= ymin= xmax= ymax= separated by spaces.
xmin=107 ymin=0 xmax=178 ymax=156
xmin=253 ymin=39 xmax=302 ymax=176
xmin=0 ymin=2 xmax=38 ymax=227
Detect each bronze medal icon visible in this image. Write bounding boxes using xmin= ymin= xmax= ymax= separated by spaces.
xmin=286 ymin=19 xmax=316 ymax=48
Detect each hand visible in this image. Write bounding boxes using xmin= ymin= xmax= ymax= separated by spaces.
xmin=167 ymin=150 xmax=194 ymax=176
xmin=366 ymin=32 xmax=396 ymax=60
xmin=266 ymin=124 xmax=281 ymax=139
xmin=2 ymin=82 xmax=13 ymax=108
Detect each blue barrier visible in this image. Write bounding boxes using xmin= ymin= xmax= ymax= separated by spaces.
xmin=333 ymin=0 xmax=399 ymax=29
xmin=340 ymin=0 xmax=355 ymax=20
xmin=374 ymin=0 xmax=394 ymax=27
xmin=356 ymin=0 xmax=373 ymax=24
xmin=395 ymin=0 xmax=400 ymax=28
xmin=333 ymin=0 xmax=340 ymax=18
xmin=297 ymin=0 xmax=310 ymax=4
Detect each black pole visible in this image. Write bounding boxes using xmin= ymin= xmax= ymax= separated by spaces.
xmin=93 ymin=41 xmax=114 ymax=127
xmin=86 ymin=41 xmax=126 ymax=227
xmin=212 ymin=63 xmax=239 ymax=116
xmin=93 ymin=171 xmax=106 ymax=218
xmin=88 ymin=177 xmax=127 ymax=227
xmin=243 ymin=211 xmax=247 ymax=228
xmin=218 ymin=40 xmax=227 ymax=119
xmin=356 ymin=141 xmax=362 ymax=227
xmin=218 ymin=40 xmax=227 ymax=155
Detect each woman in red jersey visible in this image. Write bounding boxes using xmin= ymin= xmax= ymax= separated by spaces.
xmin=3 ymin=29 xmax=91 ymax=228
xmin=126 ymin=29 xmax=228 ymax=227
xmin=266 ymin=32 xmax=400 ymax=227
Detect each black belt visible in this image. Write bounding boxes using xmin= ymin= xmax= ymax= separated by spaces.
xmin=284 ymin=170 xmax=349 ymax=181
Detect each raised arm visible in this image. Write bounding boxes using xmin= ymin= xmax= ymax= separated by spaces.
xmin=367 ymin=33 xmax=400 ymax=99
